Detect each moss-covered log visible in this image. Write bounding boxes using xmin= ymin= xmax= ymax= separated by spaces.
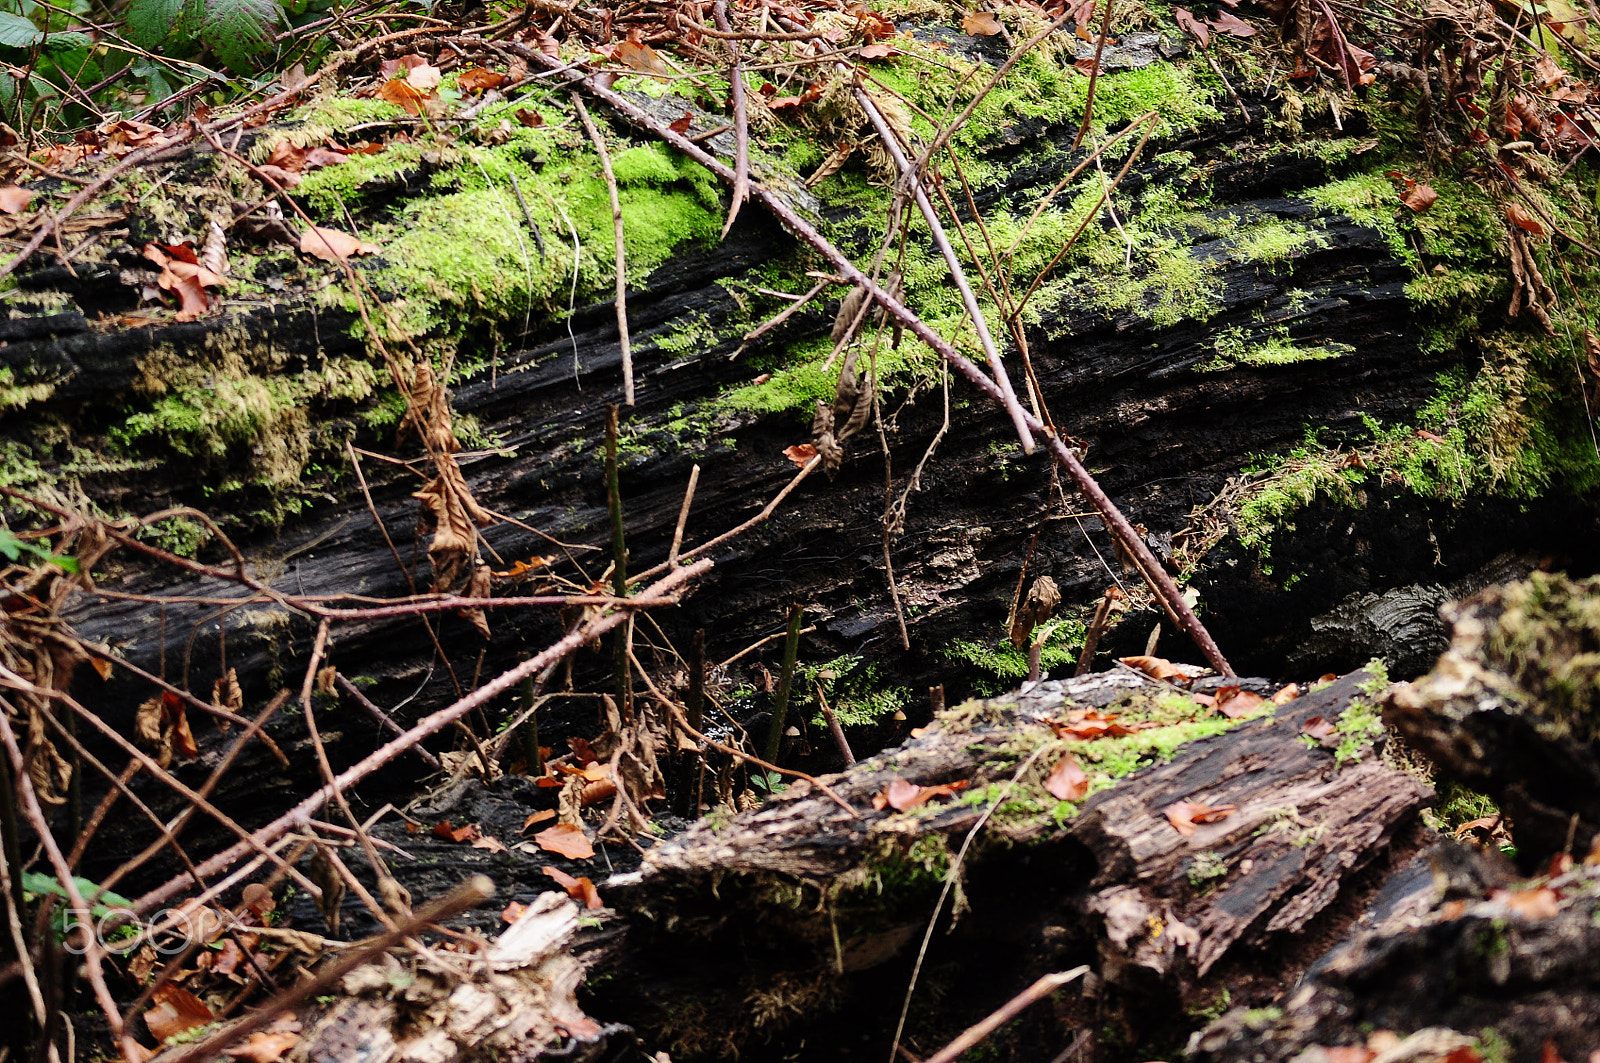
xmin=1 ymin=4 xmax=1596 ymax=893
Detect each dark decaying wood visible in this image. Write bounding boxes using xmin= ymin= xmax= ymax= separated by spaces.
xmin=1384 ymin=572 xmax=1600 ymax=866
xmin=1188 ymin=572 xmax=1600 ymax=1063
xmin=554 ymin=667 xmax=1435 ymax=1060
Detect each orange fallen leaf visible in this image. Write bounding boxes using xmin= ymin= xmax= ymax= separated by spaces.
xmin=0 ymin=184 xmax=33 ymax=213
xmin=784 ymin=443 xmax=819 ymax=466
xmin=1401 ymin=182 xmax=1437 ymax=213
xmin=569 ymin=736 xmax=599 ymax=764
xmin=471 ymin=834 xmax=508 ymax=853
xmin=1272 ymin=683 xmax=1301 ymax=704
xmin=299 ymin=226 xmax=380 ymax=261
xmin=858 ymin=42 xmax=902 ymax=59
xmin=493 ymin=556 xmax=550 ymax=578
xmin=224 ymin=1032 xmax=300 ymax=1063
xmin=1165 ymin=800 xmax=1236 ymax=836
xmin=1301 ymin=715 xmax=1336 ymax=739
xmin=1119 ymin=655 xmax=1186 ymax=680
xmin=543 ymin=865 xmax=604 ymax=909
xmin=669 ymin=113 xmax=693 ymax=134
xmin=1492 ymin=887 xmax=1560 ymax=919
xmin=523 ymin=810 xmax=557 ymax=830
xmin=1175 ymin=7 xmax=1210 ymax=46
xmin=513 ymin=108 xmax=545 ymax=127
xmin=1215 ymin=686 xmax=1266 ymax=719
xmin=1208 ymin=10 xmax=1257 ymax=36
xmin=457 ymin=68 xmax=505 ymax=93
xmin=377 ymin=78 xmax=431 ymax=116
xmin=534 ymin=822 xmax=595 ymax=859
xmin=501 ymin=900 xmax=529 ymax=923
xmin=144 ymin=243 xmax=227 ymax=322
xmin=1507 ymin=203 xmax=1545 ymax=236
xmin=145 ymin=982 xmax=213 ymax=1042
xmin=872 ymin=777 xmax=965 ymax=811
xmin=960 ymin=10 xmax=1002 ymax=35
xmin=432 ymin=821 xmax=481 ymax=843
xmin=1044 ymin=754 xmax=1090 ymax=801
xmin=1321 ymin=1047 xmax=1375 ymax=1063
xmin=612 ymin=38 xmax=671 ymax=76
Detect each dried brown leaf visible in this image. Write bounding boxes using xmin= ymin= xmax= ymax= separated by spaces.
xmin=1208 ymin=10 xmax=1257 ymax=36
xmin=299 ymin=226 xmax=380 ymax=261
xmin=543 ymin=865 xmax=604 ymax=909
xmin=1164 ymin=799 xmax=1236 ymax=835
xmin=1044 ymin=754 xmax=1090 ymax=801
xmin=1507 ymin=203 xmax=1546 ymax=236
xmin=0 ymin=184 xmax=33 ymax=213
xmin=145 ymin=983 xmax=213 ymax=1043
xmin=1175 ymin=7 xmax=1209 ymax=46
xmin=457 ymin=68 xmax=506 ymax=93
xmin=1401 ymin=183 xmax=1438 ymax=212
xmin=1119 ymin=655 xmax=1185 ymax=680
xmin=534 ymin=822 xmax=595 ymax=859
xmin=960 ymin=10 xmax=1003 ymax=35
xmin=224 ymin=1032 xmax=299 ymax=1063
xmin=1301 ymin=715 xmax=1336 ymax=739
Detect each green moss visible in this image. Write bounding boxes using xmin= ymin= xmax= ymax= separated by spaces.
xmin=1333 ymin=697 xmax=1384 ymax=766
xmin=799 ymin=655 xmax=910 ymax=728
xmin=1204 ymin=325 xmax=1352 ymax=370
xmin=943 ymin=620 xmax=1087 ymax=693
xmin=1230 ymin=217 xmax=1323 ymax=264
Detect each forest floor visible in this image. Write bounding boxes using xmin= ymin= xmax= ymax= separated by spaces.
xmin=1 ymin=0 xmax=1599 ymax=1060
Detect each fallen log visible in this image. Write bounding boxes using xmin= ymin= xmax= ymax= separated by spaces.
xmin=1189 ymin=573 xmax=1600 ymax=1063
xmin=567 ymin=666 xmax=1433 ymax=1060
xmin=258 ymin=665 xmax=1432 ymax=1062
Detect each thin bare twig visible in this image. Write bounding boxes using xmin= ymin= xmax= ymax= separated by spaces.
xmin=132 ymin=559 xmax=712 ymax=915
xmin=573 ymin=93 xmax=635 ymax=404
xmin=713 ymin=0 xmax=751 ymax=237
xmin=512 ymin=49 xmax=1233 ymax=675
xmin=922 ymin=968 xmax=1090 ymax=1063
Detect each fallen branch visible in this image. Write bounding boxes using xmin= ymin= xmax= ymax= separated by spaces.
xmin=513 ymin=48 xmax=1233 ymax=675
xmin=130 ymin=558 xmax=713 ymax=915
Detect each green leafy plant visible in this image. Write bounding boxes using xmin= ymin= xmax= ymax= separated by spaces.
xmin=125 ymin=0 xmax=282 ymax=71
xmin=0 ymin=528 xmax=78 ymax=572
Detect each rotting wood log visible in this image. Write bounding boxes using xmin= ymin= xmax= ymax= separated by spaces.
xmin=1384 ymin=571 xmax=1600 ymax=868
xmin=551 ymin=667 xmax=1434 ymax=1060
xmin=1182 ymin=573 xmax=1600 ymax=1063
xmin=264 ymin=666 xmax=1432 ymax=1063
xmin=1188 ymin=853 xmax=1600 ymax=1063
xmin=2 ymin=17 xmax=1595 ymax=893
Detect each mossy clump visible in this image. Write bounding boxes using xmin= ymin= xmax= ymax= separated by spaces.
xmin=1480 ymin=572 xmax=1600 ymax=739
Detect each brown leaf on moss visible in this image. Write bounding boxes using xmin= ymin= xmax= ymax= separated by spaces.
xmin=1215 ymin=685 xmax=1266 ymax=719
xmin=960 ymin=10 xmax=1002 ymax=35
xmin=1044 ymin=754 xmax=1091 ymax=801
xmin=1401 ymin=182 xmax=1438 ymax=212
xmin=299 ymin=226 xmax=380 ymax=261
xmin=1175 ymin=7 xmax=1210 ymax=46
xmin=513 ymin=108 xmax=545 ymax=127
xmin=145 ymin=983 xmax=213 ymax=1042
xmin=457 ymin=68 xmax=506 ymax=93
xmin=1507 ymin=203 xmax=1546 ymax=235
